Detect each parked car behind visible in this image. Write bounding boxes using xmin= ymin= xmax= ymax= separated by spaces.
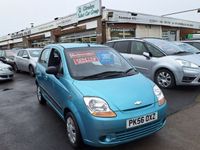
xmin=0 ymin=50 xmax=16 ymax=69
xmin=182 ymin=40 xmax=200 ymax=50
xmin=106 ymin=38 xmax=200 ymax=88
xmin=14 ymin=48 xmax=42 ymax=76
xmin=35 ymin=43 xmax=167 ymax=148
xmin=0 ymin=61 xmax=14 ymax=81
xmin=173 ymin=42 xmax=200 ymax=54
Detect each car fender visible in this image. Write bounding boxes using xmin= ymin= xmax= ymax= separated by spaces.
xmin=151 ymin=58 xmax=183 ymax=83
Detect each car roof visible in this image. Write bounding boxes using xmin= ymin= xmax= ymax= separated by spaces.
xmin=106 ymin=37 xmax=164 ymax=43
xmin=107 ymin=38 xmax=144 ymax=43
xmin=47 ymin=43 xmax=108 ymax=49
xmin=182 ymin=40 xmax=200 ymax=43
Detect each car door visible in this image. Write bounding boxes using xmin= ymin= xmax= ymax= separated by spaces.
xmin=36 ymin=48 xmax=51 ymax=92
xmin=21 ymin=50 xmax=30 ymax=72
xmin=15 ymin=50 xmax=24 ymax=71
xmin=124 ymin=41 xmax=152 ymax=78
xmin=45 ymin=48 xmax=70 ymax=114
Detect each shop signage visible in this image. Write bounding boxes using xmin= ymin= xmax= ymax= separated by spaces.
xmin=105 ymin=10 xmax=200 ymax=29
xmin=77 ymin=0 xmax=101 ymax=21
xmin=11 ymin=30 xmax=31 ymax=39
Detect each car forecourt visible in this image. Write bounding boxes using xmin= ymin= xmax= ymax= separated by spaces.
xmin=0 ymin=0 xmax=200 ymax=149
xmin=0 ymin=0 xmax=200 ymax=49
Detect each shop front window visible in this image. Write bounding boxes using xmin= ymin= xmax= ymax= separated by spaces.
xmin=111 ymin=28 xmax=135 ymax=40
xmin=58 ymin=30 xmax=97 ymax=44
xmin=162 ymin=30 xmax=177 ymax=41
xmin=31 ymin=38 xmax=52 ymax=48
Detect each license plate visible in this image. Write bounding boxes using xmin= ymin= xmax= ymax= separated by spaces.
xmin=126 ymin=112 xmax=158 ymax=129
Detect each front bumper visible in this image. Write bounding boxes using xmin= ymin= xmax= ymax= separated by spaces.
xmin=81 ymin=103 xmax=167 ymax=147
xmin=0 ymin=70 xmax=14 ymax=81
xmin=177 ymin=67 xmax=200 ymax=85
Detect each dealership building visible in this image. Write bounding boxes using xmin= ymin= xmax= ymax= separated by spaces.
xmin=1 ymin=0 xmax=200 ymax=49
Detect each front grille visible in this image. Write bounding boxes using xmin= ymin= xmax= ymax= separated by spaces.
xmin=123 ymin=104 xmax=153 ymax=112
xmin=0 ymin=75 xmax=8 ymax=78
xmin=0 ymin=75 xmax=13 ymax=78
xmin=113 ymin=120 xmax=164 ymax=142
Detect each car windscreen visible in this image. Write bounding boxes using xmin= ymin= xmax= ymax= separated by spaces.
xmin=145 ymin=39 xmax=192 ymax=55
xmin=29 ymin=50 xmax=41 ymax=57
xmin=174 ymin=43 xmax=200 ymax=54
xmin=65 ymin=48 xmax=137 ymax=80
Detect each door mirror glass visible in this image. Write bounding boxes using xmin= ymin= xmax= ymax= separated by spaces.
xmin=46 ymin=66 xmax=58 ymax=75
xmin=0 ymin=56 xmax=6 ymax=61
xmin=143 ymin=52 xmax=150 ymax=59
xmin=23 ymin=55 xmax=29 ymax=59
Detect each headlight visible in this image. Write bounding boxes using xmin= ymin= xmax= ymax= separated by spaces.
xmin=0 ymin=68 xmax=6 ymax=71
xmin=176 ymin=59 xmax=199 ymax=69
xmin=83 ymin=97 xmax=116 ymax=118
xmin=153 ymin=85 xmax=166 ymax=106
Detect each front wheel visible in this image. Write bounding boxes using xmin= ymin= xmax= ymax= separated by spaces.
xmin=65 ymin=112 xmax=83 ymax=149
xmin=14 ymin=64 xmax=20 ymax=73
xmin=155 ymin=69 xmax=175 ymax=88
xmin=36 ymin=85 xmax=46 ymax=105
xmin=29 ymin=65 xmax=35 ymax=77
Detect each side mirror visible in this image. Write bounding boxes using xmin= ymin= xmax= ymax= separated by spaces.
xmin=23 ymin=55 xmax=30 ymax=59
xmin=46 ymin=66 xmax=58 ymax=75
xmin=0 ymin=56 xmax=6 ymax=61
xmin=143 ymin=52 xmax=151 ymax=59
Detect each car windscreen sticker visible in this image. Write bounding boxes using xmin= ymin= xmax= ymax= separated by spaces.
xmin=69 ymin=52 xmax=99 ymax=65
xmin=96 ymin=51 xmax=114 ymax=65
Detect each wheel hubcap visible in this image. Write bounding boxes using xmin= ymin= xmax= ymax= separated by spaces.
xmin=37 ymin=87 xmax=42 ymax=101
xmin=157 ymin=72 xmax=172 ymax=87
xmin=67 ymin=117 xmax=76 ymax=144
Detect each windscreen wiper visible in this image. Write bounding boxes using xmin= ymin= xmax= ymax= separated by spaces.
xmin=124 ymin=68 xmax=137 ymax=75
xmin=173 ymin=51 xmax=191 ymax=55
xmin=79 ymin=71 xmax=125 ymax=80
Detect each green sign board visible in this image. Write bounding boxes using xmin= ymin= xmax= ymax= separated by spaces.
xmin=77 ymin=0 xmax=101 ymax=21
xmin=187 ymin=34 xmax=193 ymax=39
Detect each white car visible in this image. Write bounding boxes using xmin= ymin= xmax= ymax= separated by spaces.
xmin=14 ymin=48 xmax=42 ymax=76
xmin=0 ymin=61 xmax=14 ymax=81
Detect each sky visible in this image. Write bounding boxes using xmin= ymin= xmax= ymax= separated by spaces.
xmin=0 ymin=0 xmax=200 ymax=36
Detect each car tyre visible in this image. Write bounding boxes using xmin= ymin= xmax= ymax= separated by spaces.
xmin=14 ymin=63 xmax=20 ymax=73
xmin=155 ymin=69 xmax=175 ymax=89
xmin=65 ymin=112 xmax=83 ymax=149
xmin=29 ymin=65 xmax=35 ymax=77
xmin=36 ymin=85 xmax=46 ymax=105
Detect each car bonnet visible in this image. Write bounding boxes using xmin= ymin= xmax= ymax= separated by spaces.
xmin=73 ymin=74 xmax=156 ymax=111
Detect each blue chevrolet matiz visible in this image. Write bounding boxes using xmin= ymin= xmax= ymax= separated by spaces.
xmin=35 ymin=43 xmax=167 ymax=148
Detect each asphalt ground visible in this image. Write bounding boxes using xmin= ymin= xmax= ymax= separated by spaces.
xmin=0 ymin=73 xmax=199 ymax=150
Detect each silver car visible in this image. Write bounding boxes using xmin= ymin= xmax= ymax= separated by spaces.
xmin=106 ymin=38 xmax=200 ymax=88
xmin=182 ymin=40 xmax=200 ymax=50
xmin=0 ymin=61 xmax=14 ymax=81
xmin=173 ymin=42 xmax=200 ymax=54
xmin=14 ymin=48 xmax=42 ymax=76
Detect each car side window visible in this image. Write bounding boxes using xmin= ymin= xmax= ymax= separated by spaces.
xmin=105 ymin=42 xmax=114 ymax=48
xmin=131 ymin=41 xmax=148 ymax=55
xmin=190 ymin=42 xmax=200 ymax=50
xmin=113 ymin=41 xmax=130 ymax=53
xmin=39 ymin=49 xmax=51 ymax=67
xmin=22 ymin=51 xmax=29 ymax=58
xmin=48 ymin=49 xmax=63 ymax=75
xmin=145 ymin=43 xmax=165 ymax=57
xmin=17 ymin=50 xmax=24 ymax=57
